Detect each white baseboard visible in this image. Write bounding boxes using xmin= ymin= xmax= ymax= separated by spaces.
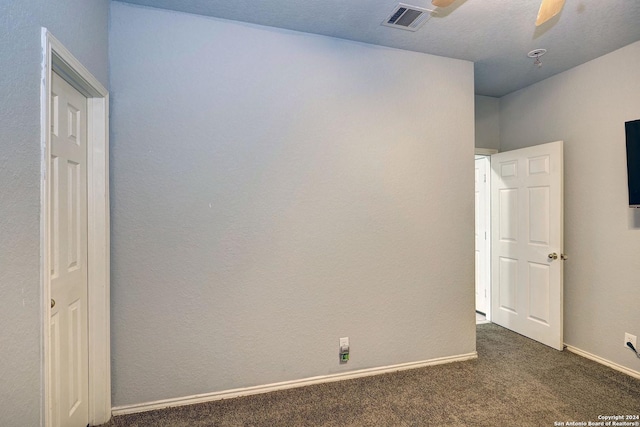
xmin=111 ymin=352 xmax=478 ymax=416
xmin=565 ymin=345 xmax=640 ymax=380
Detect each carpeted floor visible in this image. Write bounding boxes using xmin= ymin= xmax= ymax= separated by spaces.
xmin=104 ymin=323 xmax=640 ymax=426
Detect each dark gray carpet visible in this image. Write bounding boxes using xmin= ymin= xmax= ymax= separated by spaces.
xmin=104 ymin=323 xmax=640 ymax=426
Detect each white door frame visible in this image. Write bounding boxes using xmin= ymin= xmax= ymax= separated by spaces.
xmin=474 ymin=155 xmax=491 ymax=319
xmin=41 ymin=28 xmax=111 ymax=426
xmin=475 ymin=148 xmax=497 ymax=321
xmin=475 ymin=148 xmax=498 ymax=156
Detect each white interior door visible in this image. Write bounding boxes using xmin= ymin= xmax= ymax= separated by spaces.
xmin=490 ymin=141 xmax=564 ymax=350
xmin=50 ymin=71 xmax=89 ymax=427
xmin=475 ymin=156 xmax=490 ymax=315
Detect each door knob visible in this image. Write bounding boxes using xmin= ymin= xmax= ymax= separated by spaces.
xmin=51 ymin=299 xmax=55 ymax=308
xmin=548 ymin=253 xmax=558 ymax=260
xmin=561 ymin=253 xmax=568 ymax=260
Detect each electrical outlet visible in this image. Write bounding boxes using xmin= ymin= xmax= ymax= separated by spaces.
xmin=339 ymin=337 xmax=349 ymax=363
xmin=624 ymin=332 xmax=637 ymax=350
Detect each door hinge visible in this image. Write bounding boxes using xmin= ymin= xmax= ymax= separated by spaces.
xmin=485 ymin=231 xmax=487 ymax=240
xmin=483 ymin=174 xmax=486 ymax=183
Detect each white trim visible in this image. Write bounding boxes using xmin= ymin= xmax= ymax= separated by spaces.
xmin=41 ymin=28 xmax=111 ymax=427
xmin=474 ymin=155 xmax=492 ymax=321
xmin=475 ymin=148 xmax=498 ymax=155
xmin=565 ymin=345 xmax=640 ymax=380
xmin=484 ymin=155 xmax=491 ymax=322
xmin=112 ymin=352 xmax=478 ymax=416
xmin=473 ymin=149 xmax=495 ymax=321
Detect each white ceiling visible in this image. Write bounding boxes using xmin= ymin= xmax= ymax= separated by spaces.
xmin=116 ymin=0 xmax=640 ymax=97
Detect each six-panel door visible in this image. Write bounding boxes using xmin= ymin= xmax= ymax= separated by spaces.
xmin=50 ymin=72 xmax=89 ymax=427
xmin=491 ymin=141 xmax=564 ymax=350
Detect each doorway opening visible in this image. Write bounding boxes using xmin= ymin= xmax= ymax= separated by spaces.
xmin=475 ymin=153 xmax=492 ymax=324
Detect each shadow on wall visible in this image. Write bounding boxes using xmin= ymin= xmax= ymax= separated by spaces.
xmin=629 ymin=209 xmax=640 ymax=229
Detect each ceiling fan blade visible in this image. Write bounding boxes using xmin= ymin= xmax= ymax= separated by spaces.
xmin=536 ymin=0 xmax=565 ymax=26
xmin=432 ymin=0 xmax=456 ymax=7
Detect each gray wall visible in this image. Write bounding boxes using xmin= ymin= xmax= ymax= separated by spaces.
xmin=0 ymin=1 xmax=108 ymax=425
xmin=500 ymin=41 xmax=640 ymax=373
xmin=109 ymin=2 xmax=475 ymax=407
xmin=475 ymin=95 xmax=500 ymax=150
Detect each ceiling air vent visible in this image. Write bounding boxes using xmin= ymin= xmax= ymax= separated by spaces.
xmin=382 ymin=3 xmax=436 ymax=31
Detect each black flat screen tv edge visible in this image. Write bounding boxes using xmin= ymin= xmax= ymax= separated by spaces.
xmin=626 ymin=119 xmax=640 ymax=208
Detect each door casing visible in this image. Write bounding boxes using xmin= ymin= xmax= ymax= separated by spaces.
xmin=41 ymin=28 xmax=111 ymax=426
xmin=475 ymin=148 xmax=497 ymax=321
xmin=475 ymin=155 xmax=491 ymax=318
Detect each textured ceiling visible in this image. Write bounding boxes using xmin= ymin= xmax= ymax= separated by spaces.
xmin=116 ymin=0 xmax=640 ymax=97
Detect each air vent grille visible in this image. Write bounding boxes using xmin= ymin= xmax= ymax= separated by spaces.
xmin=382 ymin=3 xmax=435 ymax=31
